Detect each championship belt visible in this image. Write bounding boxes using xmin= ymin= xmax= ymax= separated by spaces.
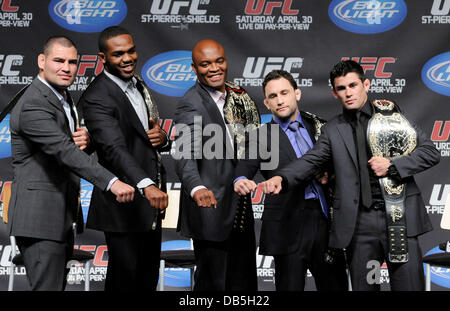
xmin=222 ymin=81 xmax=260 ymax=232
xmin=135 ymin=74 xmax=163 ymax=230
xmin=367 ymin=99 xmax=417 ymax=263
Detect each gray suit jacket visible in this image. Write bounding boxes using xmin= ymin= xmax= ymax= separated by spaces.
xmin=278 ymin=109 xmax=440 ymax=249
xmin=8 ymin=77 xmax=114 ymax=242
xmin=174 ymin=82 xmax=239 ymax=242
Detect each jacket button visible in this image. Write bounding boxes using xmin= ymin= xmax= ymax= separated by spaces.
xmin=354 ymin=199 xmax=358 ymax=204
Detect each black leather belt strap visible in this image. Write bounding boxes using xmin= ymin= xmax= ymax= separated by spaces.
xmin=380 ymin=179 xmax=409 ymax=263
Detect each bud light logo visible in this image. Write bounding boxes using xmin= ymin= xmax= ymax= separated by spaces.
xmin=159 ymin=240 xmax=192 ymax=288
xmin=423 ymin=246 xmax=450 ymax=288
xmin=48 ymin=0 xmax=128 ymax=33
xmin=422 ymin=52 xmax=450 ymax=97
xmin=0 ymin=114 xmax=11 ymax=159
xmin=141 ymin=50 xmax=197 ymax=97
xmin=80 ymin=179 xmax=93 ymax=222
xmin=328 ymin=0 xmax=407 ymax=34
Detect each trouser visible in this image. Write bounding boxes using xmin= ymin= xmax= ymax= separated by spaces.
xmin=16 ymin=231 xmax=74 ymax=291
xmin=346 ymin=207 xmax=425 ymax=291
xmin=274 ymin=200 xmax=348 ymax=291
xmin=104 ymin=229 xmax=161 ymax=291
xmin=192 ymin=226 xmax=258 ymax=291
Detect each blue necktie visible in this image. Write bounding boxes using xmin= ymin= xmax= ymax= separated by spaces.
xmin=288 ymin=121 xmax=328 ymax=217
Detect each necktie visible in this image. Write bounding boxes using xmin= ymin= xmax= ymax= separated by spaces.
xmin=355 ymin=112 xmax=373 ymax=208
xmin=288 ymin=121 xmax=328 ymax=217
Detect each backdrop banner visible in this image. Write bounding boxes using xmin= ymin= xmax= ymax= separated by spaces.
xmin=0 ymin=0 xmax=448 ymax=291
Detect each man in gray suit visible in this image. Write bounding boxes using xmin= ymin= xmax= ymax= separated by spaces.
xmin=261 ymin=60 xmax=440 ymax=290
xmin=174 ymin=39 xmax=260 ymax=290
xmin=7 ymin=36 xmax=135 ymax=291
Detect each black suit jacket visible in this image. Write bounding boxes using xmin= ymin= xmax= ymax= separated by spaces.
xmin=278 ymin=108 xmax=440 ymax=249
xmin=174 ymin=82 xmax=242 ymax=242
xmin=79 ymin=72 xmax=167 ymax=232
xmin=234 ymin=112 xmax=327 ymax=255
xmin=8 ymin=77 xmax=114 ymax=241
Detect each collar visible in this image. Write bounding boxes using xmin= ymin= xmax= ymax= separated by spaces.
xmin=37 ymin=75 xmax=65 ymax=101
xmin=343 ymin=99 xmax=374 ymax=121
xmin=273 ymin=110 xmax=305 ymax=132
xmin=104 ymin=70 xmax=136 ymax=93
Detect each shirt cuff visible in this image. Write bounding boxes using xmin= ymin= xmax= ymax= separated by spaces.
xmin=233 ymin=176 xmax=247 ymax=184
xmin=137 ymin=178 xmax=156 ymax=196
xmin=106 ymin=177 xmax=119 ymax=191
xmin=190 ymin=185 xmax=207 ymax=198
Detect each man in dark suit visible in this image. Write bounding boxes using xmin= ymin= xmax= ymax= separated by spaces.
xmin=233 ymin=70 xmax=348 ymax=291
xmin=79 ymin=26 xmax=169 ymax=291
xmin=261 ymin=60 xmax=440 ymax=290
xmin=7 ymin=36 xmax=135 ymax=291
xmin=174 ymin=39 xmax=260 ymax=290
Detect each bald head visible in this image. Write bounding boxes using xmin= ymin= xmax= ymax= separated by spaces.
xmin=191 ymin=39 xmax=228 ymax=92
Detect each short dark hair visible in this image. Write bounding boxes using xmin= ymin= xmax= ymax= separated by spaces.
xmin=262 ymin=70 xmax=298 ymax=95
xmin=329 ymin=60 xmax=365 ymax=89
xmin=98 ymin=26 xmax=132 ymax=53
xmin=42 ymin=36 xmax=77 ymax=55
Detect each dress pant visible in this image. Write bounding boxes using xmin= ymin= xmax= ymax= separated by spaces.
xmin=192 ymin=225 xmax=258 ymax=291
xmin=104 ymin=229 xmax=161 ymax=291
xmin=274 ymin=199 xmax=348 ymax=291
xmin=16 ymin=231 xmax=74 ymax=291
xmin=346 ymin=207 xmax=425 ymax=291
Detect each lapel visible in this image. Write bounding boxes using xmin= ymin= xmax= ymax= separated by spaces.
xmin=270 ymin=119 xmax=297 ymax=162
xmin=195 ymin=83 xmax=234 ymax=160
xmin=100 ymin=73 xmax=150 ymax=143
xmin=336 ymin=115 xmax=358 ymax=169
xmin=33 ymin=78 xmax=72 ymax=135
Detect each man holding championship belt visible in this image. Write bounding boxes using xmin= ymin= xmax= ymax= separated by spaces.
xmin=259 ymin=60 xmax=440 ymax=290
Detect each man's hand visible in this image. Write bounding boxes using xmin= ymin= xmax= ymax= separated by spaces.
xmin=193 ymin=188 xmax=217 ymax=208
xmin=368 ymin=156 xmax=390 ymax=177
xmin=315 ymin=171 xmax=329 ymax=185
xmin=146 ymin=118 xmax=167 ymax=147
xmin=110 ymin=180 xmax=135 ymax=203
xmin=73 ymin=127 xmax=90 ymax=150
xmin=144 ymin=185 xmax=169 ymax=211
xmin=260 ymin=176 xmax=283 ymax=195
xmin=234 ymin=179 xmax=257 ymax=196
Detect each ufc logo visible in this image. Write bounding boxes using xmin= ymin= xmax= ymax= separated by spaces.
xmin=431 ymin=0 xmax=450 ymax=15
xmin=0 ymin=55 xmax=22 ymax=76
xmin=244 ymin=0 xmax=298 ymax=15
xmin=431 ymin=121 xmax=450 ymax=141
xmin=243 ymin=57 xmax=303 ymax=78
xmin=0 ymin=0 xmax=18 ymax=12
xmin=150 ymin=0 xmax=206 ymax=15
xmin=341 ymin=57 xmax=395 ymax=78
xmin=77 ymin=55 xmax=104 ymax=76
xmin=251 ymin=184 xmax=265 ymax=204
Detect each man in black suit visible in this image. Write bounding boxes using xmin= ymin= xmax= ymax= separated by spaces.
xmin=7 ymin=36 xmax=135 ymax=291
xmin=261 ymin=60 xmax=440 ymax=290
xmin=174 ymin=39 xmax=260 ymax=290
xmin=79 ymin=26 xmax=169 ymax=291
xmin=233 ymin=70 xmax=348 ymax=291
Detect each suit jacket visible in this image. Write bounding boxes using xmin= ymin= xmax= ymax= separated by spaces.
xmin=174 ymin=82 xmax=242 ymax=242
xmin=8 ymin=77 xmax=114 ymax=242
xmin=234 ymin=112 xmax=328 ymax=255
xmin=278 ymin=108 xmax=440 ymax=249
xmin=79 ymin=72 xmax=167 ymax=232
